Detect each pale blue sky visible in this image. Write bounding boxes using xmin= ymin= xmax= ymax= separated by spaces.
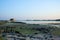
xmin=0 ymin=0 xmax=60 ymax=20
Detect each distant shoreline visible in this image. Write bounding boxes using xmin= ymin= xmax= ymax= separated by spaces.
xmin=25 ymin=20 xmax=60 ymax=21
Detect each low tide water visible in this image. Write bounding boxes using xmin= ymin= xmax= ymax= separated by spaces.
xmin=19 ymin=21 xmax=60 ymax=27
xmin=19 ymin=21 xmax=60 ymax=24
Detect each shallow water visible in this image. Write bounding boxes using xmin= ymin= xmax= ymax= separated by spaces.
xmin=18 ymin=21 xmax=60 ymax=24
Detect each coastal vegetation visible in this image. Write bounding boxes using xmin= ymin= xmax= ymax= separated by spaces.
xmin=0 ymin=21 xmax=60 ymax=35
xmin=0 ymin=20 xmax=8 ymax=25
xmin=0 ymin=20 xmax=60 ymax=40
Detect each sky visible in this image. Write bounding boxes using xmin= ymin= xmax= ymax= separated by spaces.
xmin=0 ymin=0 xmax=60 ymax=20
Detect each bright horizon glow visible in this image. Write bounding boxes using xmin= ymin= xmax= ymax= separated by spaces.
xmin=0 ymin=0 xmax=60 ymax=20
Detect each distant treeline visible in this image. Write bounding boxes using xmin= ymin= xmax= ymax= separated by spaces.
xmin=26 ymin=19 xmax=60 ymax=21
xmin=55 ymin=19 xmax=60 ymax=21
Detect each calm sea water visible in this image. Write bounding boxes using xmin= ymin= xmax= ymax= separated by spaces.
xmin=18 ymin=21 xmax=60 ymax=24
